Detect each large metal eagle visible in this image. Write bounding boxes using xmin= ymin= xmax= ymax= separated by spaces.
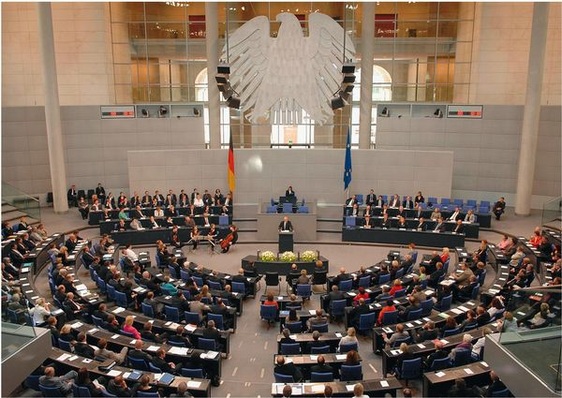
xmin=222 ymin=12 xmax=356 ymax=125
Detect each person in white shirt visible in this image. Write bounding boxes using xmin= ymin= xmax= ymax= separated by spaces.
xmin=353 ymin=383 xmax=369 ymax=398
xmin=154 ymin=206 xmax=164 ymax=217
xmin=464 ymin=209 xmax=476 ymax=223
xmin=193 ymin=194 xmax=204 ymax=207
xmin=472 ymin=327 xmax=492 ymax=360
xmin=122 ymin=245 xmax=138 ymax=263
xmin=338 ymin=327 xmax=358 ymax=351
xmin=130 ymin=218 xmax=144 ymax=230
xmin=30 ymin=298 xmax=51 ymax=326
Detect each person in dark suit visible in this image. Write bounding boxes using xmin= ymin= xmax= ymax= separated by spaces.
xmin=380 ymin=214 xmax=393 ymax=229
xmin=39 ymin=366 xmax=78 ymax=396
xmin=278 ymin=216 xmax=293 ymax=232
xmin=452 ymin=219 xmax=465 ymax=233
xmin=202 ymin=319 xmax=222 ymax=341
xmin=345 ymin=195 xmax=357 ymax=207
xmin=427 ymin=262 xmax=445 ymax=289
xmin=493 ymin=197 xmax=506 ymax=220
xmin=375 ymin=195 xmax=385 ymax=207
xmin=362 ymin=215 xmax=375 ymax=228
xmin=279 ymin=328 xmax=296 ymax=345
xmin=168 ymin=325 xmax=193 ymax=348
xmin=285 ymin=186 xmax=296 ymax=199
xmin=275 ymin=355 xmax=303 ymax=382
xmin=75 ymin=367 xmax=103 ymax=397
xmin=152 ymin=348 xmax=182 ymax=374
xmin=333 ymin=267 xmax=352 ymax=286
xmin=484 ymin=371 xmax=508 ymax=396
xmin=348 ymin=298 xmax=371 ymax=328
xmin=129 ymin=339 xmax=153 ymax=362
xmin=412 ymin=320 xmax=439 ymax=343
xmin=365 ymin=189 xmax=376 ymax=206
xmin=310 ymin=355 xmax=333 ymax=374
xmin=107 ymin=374 xmax=132 ymax=397
xmin=95 ymin=183 xmax=106 ymax=204
xmin=424 ymin=340 xmax=449 ymax=369
xmin=402 ymin=196 xmax=414 ymax=210
xmin=67 ymin=184 xmax=78 ymax=207
xmin=74 ymin=332 xmax=95 ymax=359
xmin=141 ymin=191 xmax=152 ymax=207
xmin=416 ymin=217 xmax=427 ymax=231
xmin=433 ymin=217 xmax=446 ymax=232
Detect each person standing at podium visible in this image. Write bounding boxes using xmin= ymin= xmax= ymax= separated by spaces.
xmin=285 ymin=186 xmax=296 ymax=199
xmin=278 ymin=216 xmax=294 ymax=232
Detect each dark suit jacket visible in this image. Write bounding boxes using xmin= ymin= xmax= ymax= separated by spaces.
xmin=310 ymin=363 xmax=333 ymax=374
xmin=152 ymin=356 xmax=176 ymax=374
xmin=129 ymin=348 xmax=152 ymax=362
xmin=275 ymin=363 xmax=302 ymax=381
xmin=75 ymin=342 xmax=95 ymax=358
xmin=278 ymin=220 xmax=293 ymax=232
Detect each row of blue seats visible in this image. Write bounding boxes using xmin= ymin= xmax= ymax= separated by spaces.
xmin=354 ymin=194 xmax=493 ymax=213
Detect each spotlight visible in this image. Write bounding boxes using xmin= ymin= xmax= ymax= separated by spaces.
xmin=340 ymin=90 xmax=351 ymax=102
xmin=343 ymin=84 xmax=354 ymax=93
xmin=380 ymin=107 xmax=389 ymax=117
xmin=193 ymin=107 xmax=200 ymax=116
xmin=434 ymin=108 xmax=443 ymax=118
xmin=331 ymin=95 xmax=345 ymax=110
xmin=141 ymin=108 xmax=149 ymax=117
xmin=159 ymin=106 xmax=168 ymax=117
xmin=342 ymin=64 xmax=355 ymax=74
xmin=217 ymin=84 xmax=227 ymax=92
xmin=217 ymin=64 xmax=230 ymax=75
xmin=223 ymin=87 xmax=234 ymax=101
xmin=215 ymin=75 xmax=228 ymax=85
xmin=226 ymin=96 xmax=240 ymax=109
xmin=343 ymin=74 xmax=356 ymax=84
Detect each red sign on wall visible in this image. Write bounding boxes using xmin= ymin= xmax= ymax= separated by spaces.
xmin=375 ymin=14 xmax=397 ymax=38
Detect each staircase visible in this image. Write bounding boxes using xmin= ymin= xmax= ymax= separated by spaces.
xmin=2 ymin=182 xmax=41 ymax=227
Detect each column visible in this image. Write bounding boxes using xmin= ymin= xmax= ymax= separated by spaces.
xmin=205 ymin=2 xmax=221 ymax=149
xmin=515 ymin=3 xmax=550 ymax=215
xmin=37 ymin=3 xmax=69 ymax=213
xmin=359 ymin=2 xmax=375 ymax=149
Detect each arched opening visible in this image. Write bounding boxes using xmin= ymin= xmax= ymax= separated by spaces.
xmin=195 ymin=67 xmax=231 ymax=146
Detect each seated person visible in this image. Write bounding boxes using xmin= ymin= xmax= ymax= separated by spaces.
xmin=382 ymin=323 xmax=409 ymax=349
xmin=274 ymin=355 xmax=302 ymax=382
xmin=39 ymin=366 xmax=78 ymax=396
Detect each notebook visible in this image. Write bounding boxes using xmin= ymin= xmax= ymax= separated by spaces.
xmin=159 ymin=372 xmax=175 ymax=385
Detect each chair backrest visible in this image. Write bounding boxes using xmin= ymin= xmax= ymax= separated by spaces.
xmin=437 ymin=294 xmax=453 ymax=311
xmin=136 ymin=391 xmax=159 ymax=397
xmin=330 ymin=299 xmax=347 ymax=317
xmin=39 ymin=384 xmax=64 ymax=397
xmin=106 ymin=284 xmax=116 ymax=300
xmin=25 ymin=374 xmax=41 ymax=391
xmin=141 ymin=302 xmax=155 ymax=318
xmin=265 ymin=272 xmax=280 ymax=286
xmin=297 ymin=206 xmax=309 ymax=213
xmin=406 ymin=307 xmax=423 ymax=321
xmin=395 ymin=268 xmax=405 ymax=279
xmin=430 ymin=356 xmax=451 ymax=371
xmin=338 ymin=279 xmax=353 ymax=292
xmin=192 ymin=276 xmax=204 ymax=286
xmin=208 ymin=280 xmax=222 ymax=291
xmin=231 ymin=281 xmax=246 ymax=295
xmin=282 ymin=203 xmax=293 ymax=213
xmin=58 ymin=338 xmax=73 ymax=353
xmin=470 ymin=283 xmax=480 ymax=299
xmin=181 ymin=368 xmax=205 ymax=378
xmin=168 ymin=339 xmax=187 ymax=347
xmin=420 ymin=298 xmax=434 ymax=316
xmin=340 ymin=364 xmax=363 ymax=381
xmin=310 ymin=345 xmax=330 ymax=354
xmin=400 ymin=357 xmax=423 ymax=379
xmin=148 ymin=362 xmax=162 ymax=373
xmin=114 ymin=291 xmax=128 ymax=308
xmin=443 ymin=326 xmax=462 ymax=338
xmin=274 ymin=372 xmax=294 ymax=383
xmin=345 ymin=216 xmax=356 ymax=227
xmin=101 ymin=388 xmax=118 ymax=397
xmin=198 ymin=337 xmax=217 ymax=351
xmin=358 ymin=275 xmax=371 ymax=288
xmin=339 ymin=342 xmax=358 ymax=353
xmin=260 ymin=304 xmax=277 ymax=320
xmin=180 ymin=269 xmax=191 ymax=283
xmin=280 ymin=343 xmax=301 ymax=355
xmin=491 ymin=388 xmax=510 ymax=397
xmin=184 ymin=311 xmax=201 ymax=326
xmin=128 ymin=355 xmax=148 ymax=371
xmin=463 ymin=322 xmax=478 ymax=332
xmin=382 ymin=310 xmax=399 ymax=325
xmin=267 ymin=205 xmax=277 ymax=213
xmin=285 ymin=321 xmax=302 ymax=333
xmin=164 ymin=305 xmax=180 ymax=322
xmin=441 ymin=198 xmax=451 ymax=205
xmin=478 ymin=270 xmax=487 ymax=286
xmin=218 ymin=215 xmax=229 ymax=226
xmin=310 ymin=371 xmax=334 ymax=382
xmin=207 ymin=313 xmax=224 ymax=330
xmin=378 ymin=273 xmax=391 ymax=285
xmin=453 ymin=348 xmax=473 ymax=366
xmin=355 ymin=194 xmax=364 ymax=205
xmin=311 ymin=322 xmax=329 ymax=333
xmin=394 ymin=288 xmax=406 ymax=298
xmin=358 ymin=312 xmax=377 ymax=331
xmin=296 ymin=284 xmax=311 ymax=298
xmin=392 ymin=335 xmax=411 ymax=348
xmin=428 ymin=197 xmax=438 ymax=206
xmin=313 ymin=271 xmax=327 ymax=285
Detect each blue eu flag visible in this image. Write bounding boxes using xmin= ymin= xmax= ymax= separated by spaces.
xmin=343 ymin=129 xmax=352 ymax=190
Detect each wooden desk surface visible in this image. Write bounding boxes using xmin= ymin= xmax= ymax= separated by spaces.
xmin=271 ymin=376 xmax=402 ymax=397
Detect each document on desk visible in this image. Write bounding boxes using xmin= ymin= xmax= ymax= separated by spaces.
xmin=435 ymin=371 xmax=446 ymax=377
xmin=187 ymin=381 xmax=201 ymax=388
xmin=309 ymin=309 xmax=316 ymax=315
xmin=112 ymin=307 xmax=125 ymax=314
xmin=380 ymin=380 xmax=390 ymax=387
xmin=464 ymin=368 xmax=474 ymax=374
xmin=311 ymin=384 xmax=325 ymax=393
xmin=451 ymin=308 xmax=463 ymax=315
xmin=71 ymin=321 xmax=83 ymax=328
xmin=336 ymin=354 xmax=347 ymax=360
xmin=68 ymin=355 xmax=78 ymax=361
xmin=168 ymin=347 xmax=188 ymax=356
xmin=185 ymin=324 xmax=197 ymax=332
xmin=335 ymin=332 xmax=343 ymax=338
xmin=146 ymin=345 xmax=159 ymax=352
xmin=345 ymin=385 xmax=355 ymax=392
xmin=111 ymin=334 xmax=120 ymax=339
xmin=57 ymin=353 xmax=71 ymax=361
xmin=390 ymin=349 xmax=402 ymax=356
xmin=107 ymin=370 xmax=121 ymax=377
xmin=457 ymin=306 xmax=469 ymax=312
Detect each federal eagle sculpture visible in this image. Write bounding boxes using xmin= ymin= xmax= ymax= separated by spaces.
xmin=222 ymin=12 xmax=356 ymax=125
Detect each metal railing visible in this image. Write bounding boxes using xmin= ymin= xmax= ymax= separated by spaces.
xmin=2 ymin=182 xmax=41 ymax=222
xmin=542 ymin=196 xmax=561 ymax=228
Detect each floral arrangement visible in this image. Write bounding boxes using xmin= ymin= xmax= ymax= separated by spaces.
xmin=300 ymin=250 xmax=318 ymax=262
xmin=259 ymin=250 xmax=276 ymax=262
xmin=279 ymin=251 xmax=297 ymax=262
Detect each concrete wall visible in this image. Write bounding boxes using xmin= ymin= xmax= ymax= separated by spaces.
xmin=376 ymin=105 xmax=561 ymax=208
xmin=127 ymin=148 xmax=454 ymax=205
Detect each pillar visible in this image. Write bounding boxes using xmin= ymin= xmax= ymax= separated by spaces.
xmin=205 ymin=2 xmax=221 ymax=149
xmin=359 ymin=2 xmax=375 ymax=149
xmin=37 ymin=3 xmax=69 ymax=213
xmin=515 ymin=3 xmax=549 ymax=215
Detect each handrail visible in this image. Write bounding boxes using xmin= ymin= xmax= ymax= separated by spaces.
xmin=2 ymin=182 xmax=41 ymax=222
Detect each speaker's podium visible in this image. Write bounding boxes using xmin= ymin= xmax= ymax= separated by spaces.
xmin=278 ymin=231 xmax=294 ymax=252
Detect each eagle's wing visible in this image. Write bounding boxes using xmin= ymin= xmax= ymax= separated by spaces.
xmin=305 ymin=13 xmax=356 ymax=123
xmin=223 ymin=16 xmax=271 ymax=119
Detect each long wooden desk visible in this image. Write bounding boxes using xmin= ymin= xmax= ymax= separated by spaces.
xmin=49 ymin=347 xmax=211 ymax=397
xmin=67 ymin=319 xmax=222 ymax=379
xmin=272 ymin=353 xmax=360 ymax=381
xmin=276 ymin=332 xmax=343 ymax=354
xmin=423 ymin=361 xmax=491 ymax=397
xmin=271 ymin=377 xmax=402 ymax=397
xmin=342 ymin=227 xmax=465 ymax=247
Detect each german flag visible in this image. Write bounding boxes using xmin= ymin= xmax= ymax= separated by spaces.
xmin=228 ymin=130 xmax=235 ymax=192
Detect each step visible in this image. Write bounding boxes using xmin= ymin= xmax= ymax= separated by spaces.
xmin=1 ymin=204 xmax=17 ymax=213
